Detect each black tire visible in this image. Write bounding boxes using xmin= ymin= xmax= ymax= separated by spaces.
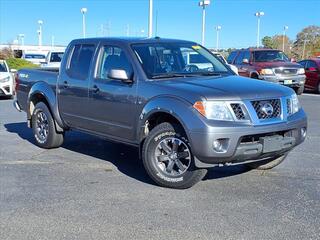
xmin=317 ymin=82 xmax=320 ymax=94
xmin=246 ymin=154 xmax=288 ymax=170
xmin=31 ymin=102 xmax=64 ymax=149
xmin=142 ymin=122 xmax=207 ymax=189
xmin=295 ymin=85 xmax=304 ymax=95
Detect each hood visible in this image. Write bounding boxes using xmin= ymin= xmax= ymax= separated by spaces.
xmin=0 ymin=72 xmax=11 ymax=80
xmin=154 ymin=75 xmax=294 ymax=101
xmin=253 ymin=61 xmax=303 ymax=69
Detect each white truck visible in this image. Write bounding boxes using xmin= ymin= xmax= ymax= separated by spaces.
xmin=41 ymin=51 xmax=65 ymax=69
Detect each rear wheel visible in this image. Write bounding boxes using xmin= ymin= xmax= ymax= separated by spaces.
xmin=246 ymin=154 xmax=288 ymax=170
xmin=31 ymin=102 xmax=64 ymax=149
xmin=142 ymin=122 xmax=207 ymax=189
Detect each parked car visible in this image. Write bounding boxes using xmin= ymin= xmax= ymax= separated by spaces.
xmin=227 ymin=49 xmax=306 ymax=94
xmin=22 ymin=52 xmax=46 ymax=65
xmin=0 ymin=60 xmax=15 ymax=98
xmin=41 ymin=51 xmax=65 ymax=69
xmin=14 ymin=38 xmax=307 ymax=189
xmin=298 ymin=58 xmax=320 ymax=93
xmin=211 ymin=52 xmax=238 ymax=75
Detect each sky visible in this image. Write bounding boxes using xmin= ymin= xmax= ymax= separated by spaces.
xmin=0 ymin=0 xmax=319 ymax=49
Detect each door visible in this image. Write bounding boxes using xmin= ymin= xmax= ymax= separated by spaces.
xmin=234 ymin=51 xmax=250 ymax=77
xmin=87 ymin=45 xmax=138 ymax=141
xmin=58 ymin=44 xmax=96 ymax=128
xmin=305 ymin=60 xmax=319 ymax=90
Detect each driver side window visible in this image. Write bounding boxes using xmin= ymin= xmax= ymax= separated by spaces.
xmin=96 ymin=46 xmax=133 ymax=80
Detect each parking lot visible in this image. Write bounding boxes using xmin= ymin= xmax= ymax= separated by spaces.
xmin=0 ymin=94 xmax=319 ymax=240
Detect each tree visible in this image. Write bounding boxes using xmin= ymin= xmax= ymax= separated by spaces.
xmin=293 ymin=25 xmax=320 ymax=59
xmin=262 ymin=36 xmax=275 ymax=49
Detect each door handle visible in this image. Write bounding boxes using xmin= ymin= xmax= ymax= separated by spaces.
xmin=63 ymin=81 xmax=69 ymax=89
xmin=92 ymin=85 xmax=100 ymax=93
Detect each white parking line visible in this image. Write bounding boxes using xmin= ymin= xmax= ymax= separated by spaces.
xmin=302 ymin=93 xmax=320 ymax=97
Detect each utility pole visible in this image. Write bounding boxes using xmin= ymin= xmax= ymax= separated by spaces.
xmin=199 ymin=1 xmax=210 ymax=46
xmin=80 ymin=8 xmax=87 ymax=38
xmin=254 ymin=12 xmax=264 ymax=48
xmin=283 ymin=26 xmax=288 ymax=52
xmin=148 ymin=0 xmax=153 ymax=37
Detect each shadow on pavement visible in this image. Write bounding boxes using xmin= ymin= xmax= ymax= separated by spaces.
xmin=4 ymin=122 xmax=249 ymax=187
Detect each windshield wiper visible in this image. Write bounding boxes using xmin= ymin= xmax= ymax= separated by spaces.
xmin=196 ymin=72 xmax=222 ymax=76
xmin=151 ymin=73 xmax=194 ymax=79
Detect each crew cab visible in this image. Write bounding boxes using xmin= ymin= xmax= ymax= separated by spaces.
xmin=227 ymin=49 xmax=306 ymax=94
xmin=14 ymin=38 xmax=307 ymax=188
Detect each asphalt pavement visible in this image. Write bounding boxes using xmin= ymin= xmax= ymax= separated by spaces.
xmin=0 ymin=94 xmax=319 ymax=240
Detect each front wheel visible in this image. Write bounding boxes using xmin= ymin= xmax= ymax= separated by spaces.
xmin=246 ymin=154 xmax=288 ymax=170
xmin=142 ymin=122 xmax=207 ymax=189
xmin=31 ymin=102 xmax=64 ymax=149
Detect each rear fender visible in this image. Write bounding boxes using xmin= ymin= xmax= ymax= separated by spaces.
xmin=27 ymin=81 xmax=65 ymax=132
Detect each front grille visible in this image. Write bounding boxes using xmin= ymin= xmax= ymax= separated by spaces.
xmin=251 ymin=99 xmax=281 ymax=120
xmin=274 ymin=68 xmax=298 ymax=76
xmin=230 ymin=103 xmax=246 ymax=120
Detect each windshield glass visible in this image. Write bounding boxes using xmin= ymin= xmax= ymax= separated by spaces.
xmin=50 ymin=52 xmax=64 ymax=62
xmin=0 ymin=62 xmax=8 ymax=72
xmin=132 ymin=43 xmax=230 ymax=79
xmin=252 ymin=50 xmax=290 ymax=62
xmin=25 ymin=54 xmax=46 ymax=59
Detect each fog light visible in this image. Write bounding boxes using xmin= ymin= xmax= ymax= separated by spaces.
xmin=213 ymin=138 xmax=229 ymax=153
xmin=301 ymin=127 xmax=307 ymax=139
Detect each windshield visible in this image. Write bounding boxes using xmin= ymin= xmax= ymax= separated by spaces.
xmin=50 ymin=52 xmax=64 ymax=62
xmin=0 ymin=62 xmax=8 ymax=72
xmin=252 ymin=50 xmax=290 ymax=62
xmin=132 ymin=43 xmax=230 ymax=79
xmin=25 ymin=54 xmax=46 ymax=59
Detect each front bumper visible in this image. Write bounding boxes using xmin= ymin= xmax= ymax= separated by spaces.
xmin=259 ymin=74 xmax=305 ymax=88
xmin=0 ymin=83 xmax=13 ymax=96
xmin=189 ymin=109 xmax=307 ymax=168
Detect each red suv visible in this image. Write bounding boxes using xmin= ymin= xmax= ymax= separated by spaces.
xmin=227 ymin=49 xmax=306 ymax=94
xmin=298 ymin=58 xmax=320 ymax=93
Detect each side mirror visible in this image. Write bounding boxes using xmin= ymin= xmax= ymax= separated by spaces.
xmin=10 ymin=69 xmax=17 ymax=73
xmin=108 ymin=69 xmax=133 ymax=83
xmin=242 ymin=58 xmax=249 ymax=64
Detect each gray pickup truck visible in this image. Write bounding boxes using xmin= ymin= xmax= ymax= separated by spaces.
xmin=14 ymin=37 xmax=307 ymax=188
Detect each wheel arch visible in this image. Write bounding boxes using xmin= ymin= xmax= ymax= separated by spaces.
xmin=27 ymin=81 xmax=65 ymax=132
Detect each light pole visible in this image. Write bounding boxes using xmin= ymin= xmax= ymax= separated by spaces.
xmin=80 ymin=8 xmax=87 ymax=38
xmin=254 ymin=11 xmax=264 ymax=48
xmin=38 ymin=20 xmax=43 ymax=47
xmin=215 ymin=25 xmax=221 ymax=51
xmin=148 ymin=0 xmax=153 ymax=37
xmin=18 ymin=34 xmax=25 ymax=46
xmin=199 ymin=0 xmax=210 ymax=46
xmin=282 ymin=25 xmax=288 ymax=52
xmin=302 ymin=39 xmax=309 ymax=59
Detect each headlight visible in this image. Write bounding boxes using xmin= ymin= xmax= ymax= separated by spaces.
xmin=297 ymin=68 xmax=305 ymax=75
xmin=0 ymin=76 xmax=10 ymax=83
xmin=290 ymin=94 xmax=301 ymax=115
xmin=193 ymin=101 xmax=234 ymax=121
xmin=260 ymin=68 xmax=274 ymax=75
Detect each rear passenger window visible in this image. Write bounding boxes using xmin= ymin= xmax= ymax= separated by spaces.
xmin=67 ymin=44 xmax=95 ymax=80
xmin=227 ymin=51 xmax=237 ymax=64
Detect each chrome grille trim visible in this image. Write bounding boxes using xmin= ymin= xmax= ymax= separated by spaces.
xmin=274 ymin=68 xmax=298 ymax=76
xmin=251 ymin=99 xmax=282 ymax=120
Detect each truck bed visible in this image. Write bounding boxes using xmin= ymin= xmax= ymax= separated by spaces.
xmin=16 ymin=68 xmax=59 ymax=112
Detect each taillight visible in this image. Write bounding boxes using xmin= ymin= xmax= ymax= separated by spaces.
xmin=15 ymin=73 xmax=19 ymax=92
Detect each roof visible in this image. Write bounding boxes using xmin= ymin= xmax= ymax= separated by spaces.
xmin=69 ymin=37 xmax=196 ymax=45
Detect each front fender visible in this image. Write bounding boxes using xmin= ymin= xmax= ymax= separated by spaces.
xmin=137 ymin=96 xmax=207 ymax=144
xmin=27 ymin=81 xmax=65 ymax=131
